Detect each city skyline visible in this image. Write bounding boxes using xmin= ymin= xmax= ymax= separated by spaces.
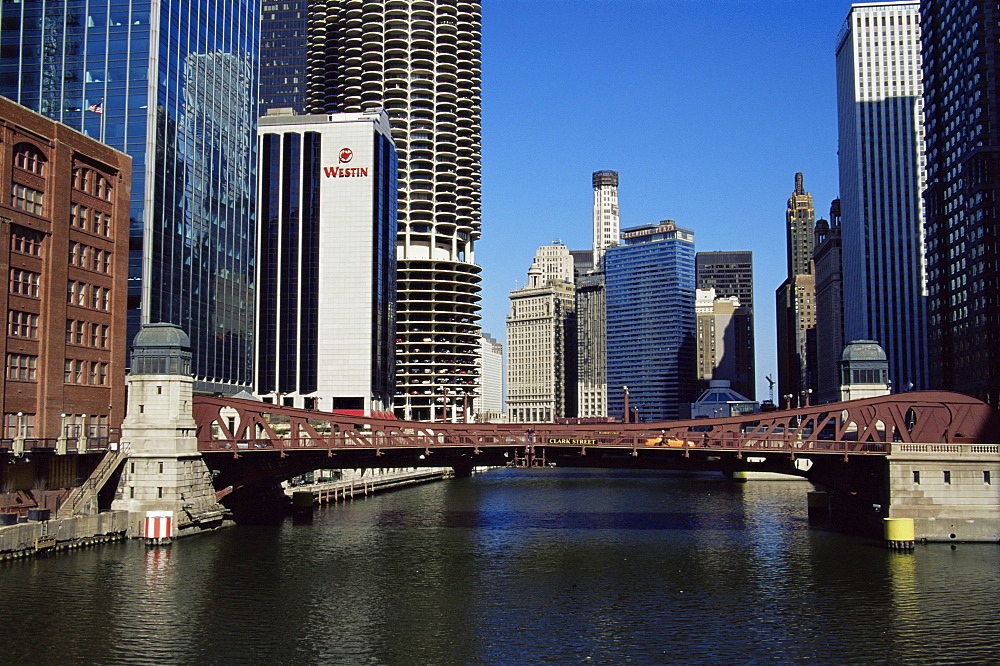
xmin=478 ymin=1 xmax=848 ymax=398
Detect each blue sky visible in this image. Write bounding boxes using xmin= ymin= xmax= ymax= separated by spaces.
xmin=477 ymin=0 xmax=851 ymax=399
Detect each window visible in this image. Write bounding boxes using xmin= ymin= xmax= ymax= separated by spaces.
xmin=985 ymin=471 xmax=992 ymax=484
xmin=10 ymin=269 xmax=40 ymax=297
xmin=95 ymin=174 xmax=112 ymax=200
xmin=100 ymin=324 xmax=109 ymax=348
xmin=943 ymin=470 xmax=951 ymax=484
xmin=13 ymin=143 xmax=45 ymax=175
xmin=101 ymin=288 xmax=110 ymax=311
xmin=12 ymin=183 xmax=43 ymax=215
xmin=64 ymin=359 xmax=73 ymax=383
xmin=8 ymin=311 xmax=38 ymax=338
xmin=6 ymin=353 xmax=37 ymax=380
xmin=74 ymin=359 xmax=84 ymax=383
xmin=3 ymin=412 xmax=35 ymax=437
xmin=11 ymin=226 xmax=44 ymax=256
xmin=913 ymin=470 xmax=920 ymax=483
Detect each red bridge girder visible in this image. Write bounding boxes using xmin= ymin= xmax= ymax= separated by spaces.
xmin=193 ymin=390 xmax=999 ymax=458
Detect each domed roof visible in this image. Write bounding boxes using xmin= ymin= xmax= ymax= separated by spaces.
xmin=841 ymin=340 xmax=887 ymax=362
xmin=132 ymin=323 xmax=190 ymax=351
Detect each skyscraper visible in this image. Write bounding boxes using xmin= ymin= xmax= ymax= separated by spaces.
xmin=775 ymin=174 xmax=817 ymax=405
xmin=606 ymin=221 xmax=696 ymax=422
xmin=256 ymin=110 xmax=397 ymax=417
xmin=813 ymin=200 xmax=845 ymax=404
xmin=260 ymin=0 xmax=310 ymax=115
xmin=506 ymin=246 xmax=576 ymax=423
xmin=921 ymin=0 xmax=1000 ymax=407
xmin=592 ymin=170 xmax=620 ymax=267
xmin=836 ymin=1 xmax=928 ymax=392
xmin=0 ymin=0 xmax=260 ymax=393
xmin=786 ymin=173 xmax=816 ymax=278
xmin=306 ymin=2 xmax=482 ymax=421
xmin=696 ymin=250 xmax=755 ymax=398
xmin=695 ymin=289 xmax=754 ymax=400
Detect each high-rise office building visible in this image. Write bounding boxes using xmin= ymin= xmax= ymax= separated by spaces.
xmin=813 ymin=200 xmax=845 ymax=404
xmin=474 ymin=333 xmax=503 ymax=422
xmin=0 ymin=0 xmax=260 ymax=393
xmin=696 ymin=251 xmax=754 ymax=310
xmin=786 ymin=173 xmax=816 ymax=278
xmin=575 ymin=270 xmax=607 ymax=418
xmin=606 ymin=221 xmax=696 ymax=422
xmin=255 ymin=110 xmax=397 ymax=417
xmin=695 ymin=289 xmax=754 ymax=401
xmin=836 ymin=1 xmax=928 ymax=392
xmin=592 ymin=170 xmax=620 ymax=267
xmin=921 ymin=0 xmax=1000 ymax=407
xmin=775 ymin=174 xmax=817 ymax=405
xmin=696 ymin=250 xmax=755 ymax=398
xmin=306 ymin=2 xmax=482 ymax=421
xmin=260 ymin=0 xmax=310 ymax=115
xmin=506 ymin=249 xmax=576 ymax=423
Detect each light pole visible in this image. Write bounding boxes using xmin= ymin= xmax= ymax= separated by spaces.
xmin=623 ymin=386 xmax=630 ymax=424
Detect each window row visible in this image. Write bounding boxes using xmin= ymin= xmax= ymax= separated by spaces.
xmin=8 ymin=310 xmax=38 ymax=339
xmin=64 ymin=359 xmax=109 ymax=386
xmin=70 ymin=203 xmax=113 ymax=236
xmin=73 ymin=167 xmax=113 ymax=201
xmin=6 ymin=353 xmax=37 ymax=381
xmin=12 ymin=183 xmax=43 ymax=215
xmin=66 ymin=319 xmax=110 ymax=348
xmin=69 ymin=242 xmax=112 ymax=273
xmin=11 ymin=226 xmax=44 ymax=256
xmin=10 ymin=268 xmax=40 ymax=297
xmin=67 ymin=281 xmax=111 ymax=311
xmin=14 ymin=143 xmax=45 ymax=176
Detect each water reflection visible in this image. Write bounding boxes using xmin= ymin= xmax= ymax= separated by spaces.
xmin=0 ymin=469 xmax=997 ymax=664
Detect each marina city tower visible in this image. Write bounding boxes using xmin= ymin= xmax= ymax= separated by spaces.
xmin=306 ymin=1 xmax=483 ymax=421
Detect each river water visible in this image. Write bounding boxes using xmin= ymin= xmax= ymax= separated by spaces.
xmin=1 ymin=468 xmax=998 ymax=664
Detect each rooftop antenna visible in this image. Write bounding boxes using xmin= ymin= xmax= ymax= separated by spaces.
xmin=765 ymin=374 xmax=775 ymax=403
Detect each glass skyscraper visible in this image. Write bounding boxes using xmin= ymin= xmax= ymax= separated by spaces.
xmin=605 ymin=221 xmax=696 ymax=422
xmin=0 ymin=0 xmax=260 ymax=392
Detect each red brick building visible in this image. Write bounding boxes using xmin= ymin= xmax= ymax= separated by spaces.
xmin=0 ymin=96 xmax=130 ymax=443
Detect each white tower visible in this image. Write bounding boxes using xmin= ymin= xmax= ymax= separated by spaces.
xmin=592 ymin=170 xmax=620 ymax=267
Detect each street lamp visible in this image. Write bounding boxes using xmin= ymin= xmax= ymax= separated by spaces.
xmin=623 ymin=386 xmax=630 ymax=424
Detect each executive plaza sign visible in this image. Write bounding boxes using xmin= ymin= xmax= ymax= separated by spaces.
xmin=323 ymin=147 xmax=370 ymax=178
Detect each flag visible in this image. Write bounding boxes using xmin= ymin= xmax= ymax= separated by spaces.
xmin=88 ymin=101 xmax=103 ymax=114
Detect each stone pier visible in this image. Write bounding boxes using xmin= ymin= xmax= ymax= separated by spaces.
xmin=887 ymin=444 xmax=1000 ymax=542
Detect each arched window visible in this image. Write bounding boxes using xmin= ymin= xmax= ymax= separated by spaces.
xmin=13 ymin=143 xmax=46 ymax=175
xmin=94 ymin=174 xmax=112 ymax=200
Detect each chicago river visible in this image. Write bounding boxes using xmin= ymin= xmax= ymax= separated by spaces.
xmin=2 ymin=469 xmax=998 ymax=664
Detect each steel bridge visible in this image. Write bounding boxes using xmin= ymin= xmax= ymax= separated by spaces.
xmin=192 ymin=391 xmax=999 ymax=515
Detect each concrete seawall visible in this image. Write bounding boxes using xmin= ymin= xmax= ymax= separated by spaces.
xmin=0 ymin=511 xmax=129 ymax=561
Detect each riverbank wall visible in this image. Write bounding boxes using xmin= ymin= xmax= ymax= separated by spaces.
xmin=0 ymin=510 xmax=128 ymax=561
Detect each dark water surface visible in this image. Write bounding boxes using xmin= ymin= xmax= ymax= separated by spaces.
xmin=2 ymin=469 xmax=998 ymax=665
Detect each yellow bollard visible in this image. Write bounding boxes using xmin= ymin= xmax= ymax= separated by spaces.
xmin=884 ymin=517 xmax=915 ymax=550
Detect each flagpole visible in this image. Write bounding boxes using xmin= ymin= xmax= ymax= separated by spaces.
xmin=100 ymin=99 xmax=106 ymax=144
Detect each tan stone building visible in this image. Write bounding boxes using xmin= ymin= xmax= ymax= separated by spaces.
xmin=506 ymin=246 xmax=576 ymax=422
xmin=0 ymin=97 xmax=131 ymax=442
xmin=695 ymin=289 xmax=754 ymax=399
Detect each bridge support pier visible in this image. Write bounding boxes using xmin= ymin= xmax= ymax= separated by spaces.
xmin=885 ymin=446 xmax=1000 ymax=542
xmin=110 ymin=325 xmax=230 ymax=539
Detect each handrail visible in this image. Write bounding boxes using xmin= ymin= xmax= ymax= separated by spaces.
xmin=58 ymin=443 xmax=131 ymax=517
